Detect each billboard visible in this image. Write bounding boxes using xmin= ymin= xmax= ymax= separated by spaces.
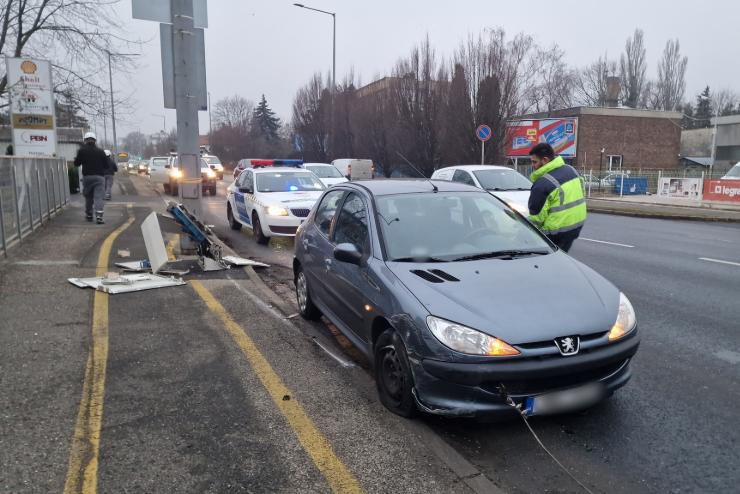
xmin=6 ymin=57 xmax=56 ymax=157
xmin=703 ymin=179 xmax=740 ymax=203
xmin=505 ymin=118 xmax=577 ymax=157
xmin=657 ymin=177 xmax=702 ymax=200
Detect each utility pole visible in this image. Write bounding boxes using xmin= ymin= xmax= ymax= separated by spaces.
xmin=107 ymin=51 xmax=117 ymax=155
xmin=208 ymin=91 xmax=212 ymax=151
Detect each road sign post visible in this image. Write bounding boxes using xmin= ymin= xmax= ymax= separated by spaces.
xmin=476 ymin=125 xmax=492 ymax=165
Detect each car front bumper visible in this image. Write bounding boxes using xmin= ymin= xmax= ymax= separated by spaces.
xmin=263 ymin=215 xmax=305 ymax=237
xmin=410 ymin=331 xmax=640 ymax=418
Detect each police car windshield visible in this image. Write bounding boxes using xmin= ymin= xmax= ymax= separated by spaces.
xmin=473 ymin=169 xmax=531 ymax=191
xmin=203 ymin=156 xmax=221 ymax=164
xmin=256 ymin=171 xmax=326 ymax=193
xmin=307 ymin=165 xmax=343 ymax=178
xmin=377 ymin=192 xmax=551 ymax=262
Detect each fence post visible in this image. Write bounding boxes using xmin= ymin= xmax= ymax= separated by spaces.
xmin=0 ymin=177 xmax=6 ymax=257
xmin=36 ymin=168 xmax=45 ymax=222
xmin=26 ymin=182 xmax=34 ymax=231
xmin=63 ymin=160 xmax=70 ymax=203
xmin=588 ymin=169 xmax=592 ymax=198
xmin=11 ymin=160 xmax=23 ymax=241
xmin=50 ymin=162 xmax=58 ymax=213
xmin=45 ymin=167 xmax=52 ymax=219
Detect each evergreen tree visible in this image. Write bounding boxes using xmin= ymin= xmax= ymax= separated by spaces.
xmin=681 ymin=102 xmax=695 ymax=129
xmin=694 ymin=86 xmax=712 ymax=128
xmin=252 ymin=94 xmax=281 ymax=141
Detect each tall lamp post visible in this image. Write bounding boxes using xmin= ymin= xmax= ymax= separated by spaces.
xmin=293 ymin=3 xmax=336 ymax=90
xmin=598 ymin=147 xmax=605 ymax=192
xmin=105 ymin=50 xmax=139 ymax=156
xmin=151 ymin=113 xmax=166 ymax=133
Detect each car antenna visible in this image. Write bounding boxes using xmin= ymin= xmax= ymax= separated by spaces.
xmin=395 ymin=151 xmax=438 ymax=192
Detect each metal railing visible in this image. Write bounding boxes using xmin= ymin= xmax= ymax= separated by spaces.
xmin=0 ymin=157 xmax=70 ymax=257
xmin=579 ymin=168 xmax=728 ymax=199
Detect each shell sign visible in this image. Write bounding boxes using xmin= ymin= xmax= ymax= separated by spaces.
xmin=20 ymin=60 xmax=38 ymax=74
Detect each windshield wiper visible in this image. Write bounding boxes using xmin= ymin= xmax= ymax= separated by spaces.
xmin=452 ymin=249 xmax=549 ymax=262
xmin=391 ymin=256 xmax=447 ymax=263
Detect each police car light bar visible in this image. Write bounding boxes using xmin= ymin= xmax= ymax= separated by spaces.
xmin=251 ymin=159 xmax=304 ymax=168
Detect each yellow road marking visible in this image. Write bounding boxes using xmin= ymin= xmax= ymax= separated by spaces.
xmin=190 ymin=281 xmax=364 ymax=494
xmin=166 ymin=235 xmax=178 ymax=261
xmin=64 ymin=207 xmax=135 ymax=494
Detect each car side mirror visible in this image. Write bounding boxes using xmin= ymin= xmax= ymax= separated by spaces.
xmin=238 ymin=187 xmax=252 ymax=194
xmin=334 ymin=243 xmax=363 ymax=265
xmin=164 ymin=164 xmax=171 ymax=169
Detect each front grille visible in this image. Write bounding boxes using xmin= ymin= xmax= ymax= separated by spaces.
xmin=481 ymin=359 xmax=628 ymax=396
xmin=517 ymin=331 xmax=606 ymax=351
xmin=270 ymin=225 xmax=298 ymax=235
xmin=290 ymin=208 xmax=311 ymax=218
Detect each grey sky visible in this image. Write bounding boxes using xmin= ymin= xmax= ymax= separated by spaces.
xmin=111 ymin=0 xmax=740 ymax=138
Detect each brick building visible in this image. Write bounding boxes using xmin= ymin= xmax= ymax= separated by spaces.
xmin=509 ymin=107 xmax=683 ymax=171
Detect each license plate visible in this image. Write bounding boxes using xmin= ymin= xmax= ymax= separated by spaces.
xmin=524 ymin=382 xmax=605 ymax=416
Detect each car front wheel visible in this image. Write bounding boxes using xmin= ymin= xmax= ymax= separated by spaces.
xmin=227 ymin=203 xmax=241 ymax=230
xmin=252 ymin=212 xmax=270 ymax=245
xmin=295 ymin=266 xmax=321 ymax=320
xmin=375 ymin=329 xmax=417 ymax=418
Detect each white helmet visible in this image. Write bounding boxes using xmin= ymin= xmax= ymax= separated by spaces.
xmin=104 ymin=149 xmax=111 ymax=157
xmin=84 ymin=131 xmax=97 ymax=141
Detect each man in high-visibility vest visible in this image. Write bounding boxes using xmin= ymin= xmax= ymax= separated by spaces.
xmin=527 ymin=143 xmax=587 ymax=252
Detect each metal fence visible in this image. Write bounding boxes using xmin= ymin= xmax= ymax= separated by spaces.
xmin=0 ymin=157 xmax=70 ymax=257
xmin=578 ymin=168 xmax=728 ymax=199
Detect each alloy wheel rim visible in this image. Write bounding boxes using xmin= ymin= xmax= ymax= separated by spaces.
xmin=381 ymin=347 xmax=404 ymax=400
xmin=297 ymin=273 xmax=307 ymax=311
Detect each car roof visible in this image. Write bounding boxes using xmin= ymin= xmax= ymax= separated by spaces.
xmin=434 ymin=165 xmax=514 ymax=172
xmin=344 ymin=179 xmax=482 ymax=196
xmin=304 ymin=163 xmax=332 ymax=167
xmin=252 ymin=166 xmax=313 ymax=174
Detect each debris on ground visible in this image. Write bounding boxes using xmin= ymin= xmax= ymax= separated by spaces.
xmin=117 ymin=249 xmax=131 ymax=258
xmin=67 ymin=273 xmax=186 ymax=294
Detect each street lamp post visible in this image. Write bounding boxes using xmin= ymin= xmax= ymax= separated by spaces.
xmin=599 ymin=148 xmax=605 ymax=193
xmin=151 ymin=113 xmax=166 ymax=133
xmin=105 ymin=50 xmax=139 ymax=156
xmin=293 ymin=3 xmax=336 ymax=90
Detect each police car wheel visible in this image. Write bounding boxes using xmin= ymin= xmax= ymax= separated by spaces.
xmin=295 ymin=266 xmax=321 ymax=320
xmin=227 ymin=203 xmax=241 ymax=230
xmin=252 ymin=213 xmax=270 ymax=245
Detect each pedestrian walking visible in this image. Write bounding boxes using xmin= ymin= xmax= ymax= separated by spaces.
xmin=527 ymin=143 xmax=587 ymax=252
xmin=74 ymin=132 xmax=110 ymax=224
xmin=103 ymin=149 xmax=118 ymax=200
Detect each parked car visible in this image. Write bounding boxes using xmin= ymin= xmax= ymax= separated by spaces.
xmin=721 ymin=162 xmax=740 ymax=179
xmin=293 ymin=180 xmax=639 ymax=418
xmin=201 ymin=153 xmax=224 ymax=180
xmin=583 ymin=171 xmax=630 ymax=189
xmin=226 ymin=160 xmax=326 ymax=244
xmin=304 ymin=163 xmax=349 ymax=187
xmin=431 ymin=165 xmax=531 ymax=215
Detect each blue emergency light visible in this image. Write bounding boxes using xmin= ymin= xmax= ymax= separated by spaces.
xmin=251 ymin=159 xmax=304 ymax=169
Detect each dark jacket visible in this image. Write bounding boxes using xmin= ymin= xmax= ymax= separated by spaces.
xmin=74 ymin=143 xmax=110 ymax=176
xmin=104 ymin=157 xmax=118 ymax=175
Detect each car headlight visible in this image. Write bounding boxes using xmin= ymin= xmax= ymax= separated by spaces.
xmin=170 ymin=169 xmax=182 ymax=179
xmin=206 ymin=169 xmax=216 ymax=178
xmin=608 ymin=292 xmax=637 ymax=342
xmin=266 ymin=205 xmax=289 ymax=216
xmin=426 ymin=316 xmax=520 ymax=356
xmin=506 ymin=201 xmax=529 ymax=215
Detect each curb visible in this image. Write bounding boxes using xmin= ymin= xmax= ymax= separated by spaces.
xmin=587 ymin=206 xmax=740 ymax=222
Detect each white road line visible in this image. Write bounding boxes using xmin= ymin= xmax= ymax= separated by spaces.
xmin=699 ymin=257 xmax=740 ymax=268
xmin=579 ymin=237 xmax=635 ymax=248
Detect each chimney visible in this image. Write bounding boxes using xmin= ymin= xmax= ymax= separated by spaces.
xmin=606 ymin=76 xmax=620 ymax=107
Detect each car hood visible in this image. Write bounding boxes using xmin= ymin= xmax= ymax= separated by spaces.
xmin=320 ymin=178 xmax=349 ymax=187
xmin=487 ymin=190 xmax=530 ymax=209
xmin=386 ymin=253 xmax=620 ymax=344
xmin=262 ymin=191 xmax=323 ymax=207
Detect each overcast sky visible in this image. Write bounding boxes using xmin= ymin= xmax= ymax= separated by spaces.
xmin=109 ymin=0 xmax=740 ymax=138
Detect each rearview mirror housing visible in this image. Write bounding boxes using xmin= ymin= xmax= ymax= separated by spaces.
xmin=334 ymin=243 xmax=363 ymax=265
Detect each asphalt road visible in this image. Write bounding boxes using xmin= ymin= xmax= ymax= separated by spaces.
xmin=198 ymin=175 xmax=740 ymax=494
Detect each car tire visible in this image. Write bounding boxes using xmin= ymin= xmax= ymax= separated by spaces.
xmin=252 ymin=212 xmax=270 ymax=245
xmin=227 ymin=203 xmax=241 ymax=230
xmin=295 ymin=265 xmax=321 ymax=320
xmin=374 ymin=329 xmax=417 ymax=418
xmin=163 ymin=183 xmax=170 ymax=194
xmin=209 ymin=185 xmax=217 ymax=196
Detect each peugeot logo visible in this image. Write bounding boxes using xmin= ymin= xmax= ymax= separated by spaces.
xmin=555 ymin=335 xmax=580 ymax=356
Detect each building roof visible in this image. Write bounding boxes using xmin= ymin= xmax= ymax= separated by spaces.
xmin=711 ymin=114 xmax=740 ymax=126
xmin=682 ymin=156 xmax=712 ymax=167
xmin=513 ymin=106 xmax=683 ymax=121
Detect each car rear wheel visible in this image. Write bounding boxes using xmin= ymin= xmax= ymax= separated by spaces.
xmin=252 ymin=212 xmax=269 ymax=245
xmin=375 ymin=329 xmax=417 ymax=418
xmin=227 ymin=203 xmax=241 ymax=230
xmin=295 ymin=266 xmax=321 ymax=320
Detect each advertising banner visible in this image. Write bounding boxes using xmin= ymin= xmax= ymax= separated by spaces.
xmin=505 ymin=118 xmax=578 ymax=157
xmin=657 ymin=178 xmax=703 ymax=200
xmin=6 ymin=57 xmax=56 ymax=157
xmin=703 ymin=179 xmax=740 ymax=203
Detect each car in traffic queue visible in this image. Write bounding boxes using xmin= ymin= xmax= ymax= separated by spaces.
xmin=233 ymin=158 xmax=301 ymax=180
xmin=721 ymin=161 xmax=740 ymax=179
xmin=304 ymin=163 xmax=349 ymax=187
xmin=431 ymin=165 xmax=532 ymax=215
xmin=201 ymin=153 xmax=225 ymax=180
xmin=150 ymin=155 xmax=218 ymax=196
xmin=226 ymin=160 xmax=326 ymax=244
xmin=293 ymin=179 xmax=639 ymax=419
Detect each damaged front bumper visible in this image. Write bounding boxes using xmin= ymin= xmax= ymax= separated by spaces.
xmin=409 ymin=331 xmax=640 ymax=418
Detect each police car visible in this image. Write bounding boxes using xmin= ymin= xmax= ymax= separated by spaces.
xmin=226 ymin=160 xmax=326 ymax=244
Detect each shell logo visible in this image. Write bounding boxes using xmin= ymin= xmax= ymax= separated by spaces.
xmin=20 ymin=60 xmax=37 ymax=74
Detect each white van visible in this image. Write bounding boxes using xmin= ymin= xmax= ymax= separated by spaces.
xmin=331 ymin=158 xmax=374 ymax=180
xmin=721 ymin=162 xmax=740 ymax=180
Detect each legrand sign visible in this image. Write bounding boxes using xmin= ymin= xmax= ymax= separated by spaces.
xmin=6 ymin=57 xmax=56 ymax=157
xmin=703 ymin=179 xmax=740 ymax=202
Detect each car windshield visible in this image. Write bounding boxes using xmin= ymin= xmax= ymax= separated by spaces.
xmin=377 ymin=191 xmax=552 ymax=262
xmin=473 ymin=169 xmax=531 ymax=190
xmin=307 ymin=165 xmax=343 ymax=178
xmin=203 ymin=156 xmax=221 ymax=165
xmin=725 ymin=164 xmax=740 ymax=178
xmin=152 ymin=158 xmax=168 ymax=167
xmin=256 ymin=171 xmax=326 ymax=193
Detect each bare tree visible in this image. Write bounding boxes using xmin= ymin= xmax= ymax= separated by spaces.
xmin=292 ymin=73 xmax=331 ymax=162
xmin=619 ymin=29 xmax=647 ymax=108
xmin=213 ymin=95 xmax=253 ymax=130
xmin=574 ymin=55 xmax=617 ymax=106
xmin=0 ymin=0 xmax=140 ymax=118
xmin=122 ymin=130 xmax=147 ymax=157
xmin=655 ymin=39 xmax=688 ymax=111
xmin=523 ymin=44 xmax=576 ymax=113
xmin=714 ymin=88 xmax=740 ymax=116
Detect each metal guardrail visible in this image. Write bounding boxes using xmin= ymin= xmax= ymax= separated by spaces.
xmin=0 ymin=156 xmax=70 ymax=257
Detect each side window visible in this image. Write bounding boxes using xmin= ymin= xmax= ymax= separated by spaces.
xmin=239 ymin=171 xmax=253 ymax=190
xmin=452 ymin=170 xmax=475 ymax=186
xmin=314 ymin=190 xmax=345 ymax=236
xmin=333 ymin=192 xmax=369 ymax=254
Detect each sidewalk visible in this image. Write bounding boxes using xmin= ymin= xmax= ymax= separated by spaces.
xmin=587 ymin=194 xmax=740 ymax=221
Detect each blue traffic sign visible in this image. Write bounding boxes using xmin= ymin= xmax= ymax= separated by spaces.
xmin=476 ymin=124 xmax=492 ymax=142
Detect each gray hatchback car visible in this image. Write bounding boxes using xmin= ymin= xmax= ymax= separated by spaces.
xmin=293 ymin=180 xmax=639 ymax=418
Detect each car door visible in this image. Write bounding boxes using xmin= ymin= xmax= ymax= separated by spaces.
xmin=301 ymin=189 xmax=346 ymax=309
xmin=234 ymin=170 xmax=254 ymax=225
xmin=324 ymin=191 xmax=373 ymax=341
xmin=452 ymin=169 xmax=477 ymax=187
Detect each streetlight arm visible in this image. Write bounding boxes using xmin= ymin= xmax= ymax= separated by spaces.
xmin=293 ymin=3 xmax=335 ymax=16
